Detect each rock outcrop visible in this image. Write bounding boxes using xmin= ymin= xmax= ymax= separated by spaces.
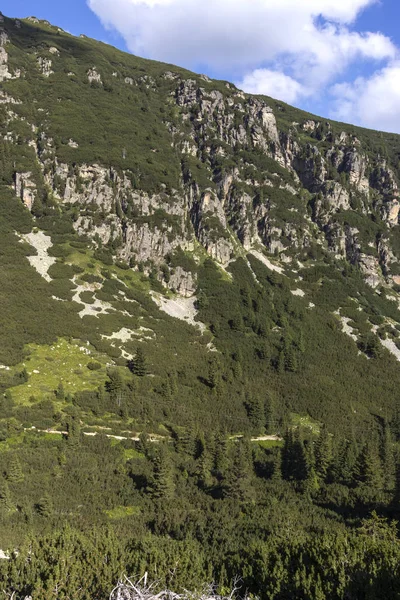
xmin=4 ymin=19 xmax=400 ymax=295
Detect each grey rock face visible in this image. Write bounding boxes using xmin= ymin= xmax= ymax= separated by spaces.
xmin=15 ymin=172 xmax=37 ymax=210
xmin=8 ymin=67 xmax=400 ymax=295
xmin=167 ymin=267 xmax=197 ymax=297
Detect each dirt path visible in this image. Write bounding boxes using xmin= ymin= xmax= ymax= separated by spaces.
xmin=25 ymin=427 xmax=281 ymax=443
xmin=24 ymin=426 xmax=162 ymax=443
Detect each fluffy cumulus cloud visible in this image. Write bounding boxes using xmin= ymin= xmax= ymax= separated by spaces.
xmin=88 ymin=0 xmax=400 ymax=129
xmin=331 ymin=62 xmax=400 ymax=132
xmin=238 ymin=69 xmax=307 ymax=105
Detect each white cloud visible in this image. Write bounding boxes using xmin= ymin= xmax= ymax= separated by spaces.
xmin=236 ymin=69 xmax=307 ymax=104
xmin=88 ymin=0 xmax=400 ymax=130
xmin=87 ymin=0 xmax=394 ymax=73
xmin=331 ymin=62 xmax=400 ymax=133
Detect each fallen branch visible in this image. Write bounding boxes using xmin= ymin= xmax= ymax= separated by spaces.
xmin=109 ymin=575 xmax=252 ymax=600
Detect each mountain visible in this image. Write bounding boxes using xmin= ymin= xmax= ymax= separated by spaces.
xmin=2 ymin=12 xmax=400 ymax=599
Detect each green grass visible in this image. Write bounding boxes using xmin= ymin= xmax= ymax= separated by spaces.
xmin=123 ymin=448 xmax=145 ymax=461
xmin=8 ymin=338 xmax=110 ymax=404
xmin=291 ymin=413 xmax=321 ymax=434
xmin=256 ymin=439 xmax=284 ymax=449
xmin=104 ymin=505 xmax=140 ymax=520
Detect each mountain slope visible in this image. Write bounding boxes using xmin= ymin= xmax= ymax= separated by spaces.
xmin=1 ymin=12 xmax=400 ymax=436
xmin=3 ymin=12 xmax=400 ymax=600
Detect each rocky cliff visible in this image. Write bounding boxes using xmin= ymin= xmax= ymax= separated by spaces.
xmin=2 ymin=12 xmax=400 ymax=298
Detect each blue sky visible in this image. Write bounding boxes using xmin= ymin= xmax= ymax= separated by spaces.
xmin=3 ymin=0 xmax=400 ymax=132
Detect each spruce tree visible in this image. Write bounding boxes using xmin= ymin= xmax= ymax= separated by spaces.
xmin=208 ymin=357 xmax=221 ymax=392
xmin=284 ymin=345 xmax=298 ymax=373
xmin=149 ymin=447 xmax=174 ymax=499
xmin=264 ymin=393 xmax=276 ymax=434
xmin=314 ymin=426 xmax=332 ymax=483
xmin=353 ymin=442 xmax=383 ymax=491
xmin=214 ymin=430 xmax=229 ymax=477
xmin=394 ymin=461 xmax=400 ymax=505
xmin=281 ymin=429 xmax=295 ymax=480
xmin=331 ymin=437 xmax=358 ymax=485
xmin=391 ymin=405 xmax=400 ymax=442
xmin=230 ymin=313 xmax=244 ymax=332
xmin=271 ymin=450 xmax=282 ymax=483
xmin=282 ymin=429 xmax=308 ymax=482
xmin=277 ymin=350 xmax=285 ymax=374
xmin=381 ymin=421 xmax=396 ymax=492
xmin=0 ymin=480 xmax=13 ymax=512
xmin=55 ymin=382 xmax=65 ymax=400
xmin=106 ymin=368 xmax=124 ymax=406
xmin=196 ymin=443 xmax=214 ymax=489
xmin=232 ymin=359 xmax=243 ymax=380
xmin=131 ymin=348 xmax=147 ymax=377
xmin=176 ymin=427 xmax=196 ymax=457
xmin=37 ymin=493 xmax=53 ymax=518
xmin=7 ymin=456 xmax=24 ymax=483
xmin=67 ymin=416 xmax=81 ymax=448
xmin=245 ymin=394 xmax=265 ymax=434
xmin=223 ymin=438 xmax=253 ymax=502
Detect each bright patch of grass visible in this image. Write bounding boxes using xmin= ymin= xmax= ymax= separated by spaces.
xmin=291 ymin=413 xmax=321 ymax=434
xmin=105 ymin=505 xmax=140 ymax=520
xmin=123 ymin=448 xmax=145 ymax=461
xmin=256 ymin=439 xmax=284 ymax=449
xmin=8 ymin=338 xmax=110 ymax=404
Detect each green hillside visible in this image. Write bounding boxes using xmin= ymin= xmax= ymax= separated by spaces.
xmin=1 ymin=12 xmax=400 ymax=599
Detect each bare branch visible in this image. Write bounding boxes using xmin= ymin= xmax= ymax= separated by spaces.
xmin=109 ymin=576 xmax=255 ymax=600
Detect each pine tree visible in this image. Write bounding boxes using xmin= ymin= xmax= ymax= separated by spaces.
xmin=394 ymin=461 xmax=400 ymax=505
xmin=136 ymin=431 xmax=149 ymax=456
xmin=303 ymin=464 xmax=320 ymax=497
xmin=245 ymin=394 xmax=265 ymax=434
xmin=277 ymin=350 xmax=285 ymax=374
xmin=161 ymin=371 xmax=178 ymax=401
xmin=381 ymin=421 xmax=396 ymax=492
xmin=208 ymin=357 xmax=222 ymax=392
xmin=271 ymin=450 xmax=282 ymax=483
xmin=297 ymin=329 xmax=306 ymax=353
xmin=232 ymin=360 xmax=243 ymax=380
xmin=0 ymin=480 xmax=13 ymax=512
xmin=214 ymin=430 xmax=229 ymax=477
xmin=264 ymin=393 xmax=276 ymax=434
xmin=223 ymin=438 xmax=253 ymax=502
xmin=240 ymin=284 xmax=252 ymax=308
xmin=176 ymin=427 xmax=196 ymax=457
xmin=282 ymin=429 xmax=308 ymax=483
xmin=130 ymin=348 xmax=147 ymax=377
xmin=106 ymin=368 xmax=125 ymax=406
xmin=230 ymin=313 xmax=244 ymax=332
xmin=284 ymin=345 xmax=298 ymax=373
xmin=149 ymin=447 xmax=174 ymax=499
xmin=353 ymin=442 xmax=383 ymax=491
xmin=330 ymin=437 xmax=358 ymax=485
xmin=55 ymin=381 xmax=65 ymax=400
xmin=167 ymin=370 xmax=178 ymax=395
xmin=196 ymin=442 xmax=214 ymax=489
xmin=281 ymin=429 xmax=295 ymax=480
xmin=391 ymin=405 xmax=400 ymax=442
xmin=37 ymin=493 xmax=53 ymax=518
xmin=7 ymin=456 xmax=24 ymax=483
xmin=314 ymin=426 xmax=332 ymax=483
xmin=67 ymin=416 xmax=81 ymax=447
xmin=303 ymin=439 xmax=319 ymax=496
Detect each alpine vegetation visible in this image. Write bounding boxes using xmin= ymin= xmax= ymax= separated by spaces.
xmin=1 ymin=11 xmax=400 ymax=600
